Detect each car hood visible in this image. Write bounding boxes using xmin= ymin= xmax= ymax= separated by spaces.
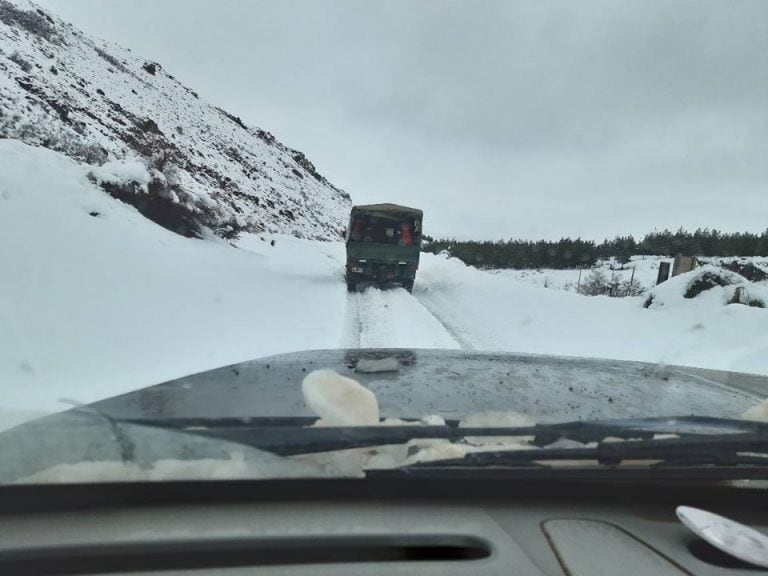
xmin=86 ymin=348 xmax=766 ymax=422
xmin=1 ymin=349 xmax=766 ymax=483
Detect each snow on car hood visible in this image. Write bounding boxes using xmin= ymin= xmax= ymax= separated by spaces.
xmin=1 ymin=348 xmax=766 ymax=483
xmin=84 ymin=348 xmax=766 ymax=423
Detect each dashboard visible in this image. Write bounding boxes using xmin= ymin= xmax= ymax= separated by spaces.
xmin=1 ymin=478 xmax=765 ymax=575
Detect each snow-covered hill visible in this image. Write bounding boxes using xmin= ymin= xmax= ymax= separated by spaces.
xmin=0 ymin=0 xmax=350 ymax=238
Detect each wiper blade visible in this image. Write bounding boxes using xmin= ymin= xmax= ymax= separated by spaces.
xmin=115 ymin=416 xmax=768 ymax=457
xmin=396 ymin=433 xmax=768 ymax=470
xmin=523 ymin=416 xmax=768 ymax=446
xmin=121 ymin=419 xmax=479 ymax=456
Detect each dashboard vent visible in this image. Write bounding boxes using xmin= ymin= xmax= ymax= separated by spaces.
xmin=1 ymin=535 xmax=492 ymax=575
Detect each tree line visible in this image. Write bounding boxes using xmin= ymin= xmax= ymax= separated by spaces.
xmin=422 ymin=228 xmax=768 ymax=270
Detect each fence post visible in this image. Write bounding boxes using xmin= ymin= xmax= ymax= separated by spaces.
xmin=657 ymin=262 xmax=671 ymax=285
xmin=672 ymin=255 xmax=696 ymax=277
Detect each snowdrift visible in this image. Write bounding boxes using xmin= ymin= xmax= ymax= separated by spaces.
xmin=0 ymin=141 xmax=348 ymax=417
xmin=644 ymin=266 xmax=767 ymax=309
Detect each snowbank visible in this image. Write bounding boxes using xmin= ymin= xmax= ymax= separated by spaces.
xmin=0 ymin=141 xmax=348 ymax=420
xmin=415 ymin=252 xmax=768 ymax=376
xmin=87 ymin=159 xmax=151 ymax=192
xmin=643 ymin=265 xmax=767 ymax=309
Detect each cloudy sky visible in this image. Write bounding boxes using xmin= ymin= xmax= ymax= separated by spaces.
xmin=38 ymin=0 xmax=768 ymax=240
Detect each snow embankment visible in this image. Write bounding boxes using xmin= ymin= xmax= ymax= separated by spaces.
xmin=415 ymin=253 xmax=768 ymax=376
xmin=87 ymin=159 xmax=152 ymax=192
xmin=643 ymin=265 xmax=768 ymax=309
xmin=0 ymin=141 xmax=348 ymax=417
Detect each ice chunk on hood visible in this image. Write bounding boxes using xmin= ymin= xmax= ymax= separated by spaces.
xmin=380 ymin=414 xmax=446 ymax=426
xmin=355 ymin=357 xmax=401 ymax=374
xmin=459 ymin=410 xmax=535 ymax=428
xmin=459 ymin=410 xmax=536 ymax=446
xmin=741 ymin=399 xmax=768 ymax=423
xmin=302 ymin=369 xmax=379 ymax=426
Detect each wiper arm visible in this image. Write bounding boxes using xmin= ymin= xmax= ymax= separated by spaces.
xmin=115 ymin=416 xmax=768 ymax=457
xmin=395 ymin=433 xmax=768 ymax=470
xmin=523 ymin=416 xmax=768 ymax=446
xmin=122 ymin=419 xmax=483 ymax=456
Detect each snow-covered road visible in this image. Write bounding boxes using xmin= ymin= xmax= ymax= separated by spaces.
xmin=3 ymin=141 xmax=768 ymax=424
xmin=343 ymin=289 xmax=462 ymax=350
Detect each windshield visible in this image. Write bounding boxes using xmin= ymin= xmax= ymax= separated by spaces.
xmin=2 ymin=0 xmax=768 ymax=484
xmin=348 ymin=215 xmax=420 ymax=246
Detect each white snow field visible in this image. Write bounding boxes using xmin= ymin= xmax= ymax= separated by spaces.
xmin=3 ymin=141 xmax=768 ymax=427
xmin=0 ymin=141 xmax=350 ymax=419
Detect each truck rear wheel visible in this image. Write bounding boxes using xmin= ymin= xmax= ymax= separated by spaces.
xmin=402 ymin=279 xmax=414 ymax=293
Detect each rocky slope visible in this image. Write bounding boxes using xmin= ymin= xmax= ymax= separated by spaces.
xmin=0 ymin=0 xmax=351 ymax=238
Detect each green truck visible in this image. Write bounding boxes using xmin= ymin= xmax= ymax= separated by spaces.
xmin=345 ymin=203 xmax=423 ymax=293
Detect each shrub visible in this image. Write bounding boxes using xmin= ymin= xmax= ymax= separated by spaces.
xmin=0 ymin=113 xmax=108 ymax=164
xmin=100 ymin=177 xmax=205 ymax=238
xmin=728 ymin=286 xmax=766 ymax=308
xmin=684 ymin=271 xmax=732 ymax=299
xmin=88 ymin=158 xmax=208 ymax=239
xmin=578 ymin=269 xmax=646 ymax=297
xmin=70 ymin=141 xmax=108 ymax=164
xmin=644 ymin=267 xmax=762 ymax=309
xmin=216 ymin=107 xmax=247 ymax=130
xmin=0 ymin=1 xmax=58 ymax=43
xmin=93 ymin=46 xmax=128 ymax=73
xmin=615 ymin=278 xmax=646 ymax=297
xmin=578 ymin=270 xmax=611 ymax=296
xmin=720 ymin=261 xmax=768 ymax=283
xmin=8 ymin=51 xmax=32 ymax=73
xmin=144 ymin=146 xmax=185 ymax=196
xmin=88 ymin=141 xmax=246 ymax=240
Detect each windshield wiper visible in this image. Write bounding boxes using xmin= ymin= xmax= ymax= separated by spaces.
xmin=391 ymin=433 xmax=768 ymax=469
xmin=116 ymin=416 xmax=768 ymax=457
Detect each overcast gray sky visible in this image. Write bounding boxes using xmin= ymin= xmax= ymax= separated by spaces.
xmin=38 ymin=0 xmax=768 ymax=240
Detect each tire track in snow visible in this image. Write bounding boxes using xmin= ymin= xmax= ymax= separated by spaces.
xmin=340 ymin=292 xmax=362 ymax=348
xmin=342 ymin=287 xmax=462 ymax=350
xmin=411 ymin=288 xmax=480 ymax=350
